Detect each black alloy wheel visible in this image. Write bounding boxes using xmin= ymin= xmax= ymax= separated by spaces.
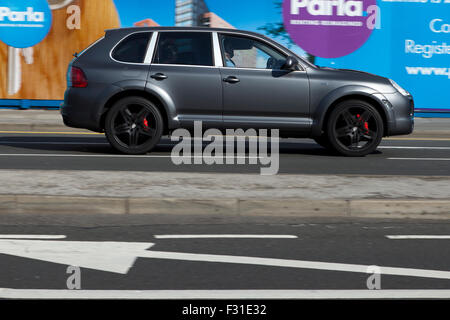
xmin=105 ymin=97 xmax=163 ymax=154
xmin=326 ymin=100 xmax=384 ymax=157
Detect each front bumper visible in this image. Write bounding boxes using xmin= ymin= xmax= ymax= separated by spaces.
xmin=373 ymin=92 xmax=414 ymax=136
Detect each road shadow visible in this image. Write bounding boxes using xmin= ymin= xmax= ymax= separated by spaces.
xmin=0 ymin=135 xmax=382 ymax=157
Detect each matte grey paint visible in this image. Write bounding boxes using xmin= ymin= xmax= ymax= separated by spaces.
xmin=61 ymin=26 xmax=414 ymax=138
xmin=219 ymin=68 xmax=310 ymax=132
xmin=147 ymin=64 xmax=223 ymax=130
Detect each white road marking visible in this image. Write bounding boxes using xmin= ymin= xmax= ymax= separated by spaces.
xmin=0 ymin=142 xmax=220 ymax=148
xmin=3 ymin=141 xmax=450 ymax=150
xmin=0 ymin=153 xmax=261 ymax=159
xmin=379 ymin=146 xmax=450 ymax=150
xmin=2 ymin=139 xmax=450 ymax=156
xmin=0 ymin=131 xmax=102 ymax=135
xmin=142 ymin=250 xmax=450 ymax=280
xmin=0 ymin=153 xmax=165 ymax=158
xmin=0 ymin=240 xmax=154 ymax=274
xmin=1 ymin=289 xmax=450 ymax=299
xmin=154 ymin=234 xmax=298 ymax=239
xmin=0 ymin=141 xmax=108 ymax=145
xmin=388 ymin=158 xmax=450 ymax=161
xmin=0 ymin=235 xmax=66 ymax=239
xmin=387 ymin=235 xmax=450 ymax=240
xmin=1 ymin=240 xmax=450 ymax=279
xmin=1 ymin=151 xmax=450 ymax=160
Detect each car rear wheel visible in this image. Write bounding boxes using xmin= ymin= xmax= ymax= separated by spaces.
xmin=326 ymin=100 xmax=384 ymax=157
xmin=105 ymin=97 xmax=163 ymax=154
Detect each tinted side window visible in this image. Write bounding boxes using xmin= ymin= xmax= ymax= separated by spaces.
xmin=112 ymin=32 xmax=152 ymax=63
xmin=220 ymin=34 xmax=286 ymax=69
xmin=153 ymin=32 xmax=213 ymax=66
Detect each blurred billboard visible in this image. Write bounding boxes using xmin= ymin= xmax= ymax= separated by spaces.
xmin=0 ymin=0 xmax=448 ymax=113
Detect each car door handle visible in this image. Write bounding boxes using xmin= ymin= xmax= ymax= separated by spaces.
xmin=151 ymin=73 xmax=168 ymax=80
xmin=223 ymin=76 xmax=240 ymax=84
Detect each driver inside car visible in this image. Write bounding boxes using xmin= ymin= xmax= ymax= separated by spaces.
xmin=223 ymin=40 xmax=236 ymax=67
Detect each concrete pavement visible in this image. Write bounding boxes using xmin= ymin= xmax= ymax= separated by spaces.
xmin=0 ymin=109 xmax=87 ymax=133
xmin=0 ymin=170 xmax=450 ymax=218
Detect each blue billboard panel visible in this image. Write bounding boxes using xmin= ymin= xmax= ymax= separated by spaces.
xmin=313 ymin=1 xmax=450 ymax=112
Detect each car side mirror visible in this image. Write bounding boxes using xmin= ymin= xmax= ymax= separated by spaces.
xmin=282 ymin=56 xmax=298 ymax=71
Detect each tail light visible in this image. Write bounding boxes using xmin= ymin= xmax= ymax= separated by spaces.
xmin=70 ymin=66 xmax=88 ymax=88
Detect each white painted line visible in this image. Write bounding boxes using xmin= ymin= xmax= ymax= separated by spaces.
xmin=2 ymin=240 xmax=450 ymax=279
xmin=0 ymin=153 xmax=162 ymax=158
xmin=387 ymin=235 xmax=450 ymax=240
xmin=386 ymin=137 xmax=450 ymax=141
xmin=388 ymin=158 xmax=450 ymax=161
xmin=0 ymin=153 xmax=261 ymax=159
xmin=3 ymin=141 xmax=450 ymax=150
xmin=0 ymin=141 xmax=108 ymax=145
xmin=154 ymin=234 xmax=298 ymax=239
xmin=142 ymin=250 xmax=450 ymax=280
xmin=0 ymin=235 xmax=66 ymax=239
xmin=0 ymin=142 xmax=237 ymax=148
xmin=1 ymin=289 xmax=450 ymax=299
xmin=379 ymin=146 xmax=450 ymax=150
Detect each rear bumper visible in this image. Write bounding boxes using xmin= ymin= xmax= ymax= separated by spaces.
xmin=61 ymin=84 xmax=122 ymax=132
xmin=61 ymin=87 xmax=102 ymax=132
xmin=61 ymin=106 xmax=101 ymax=132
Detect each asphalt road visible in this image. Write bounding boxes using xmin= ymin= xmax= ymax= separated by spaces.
xmin=0 ymin=132 xmax=449 ymax=175
xmin=0 ymin=131 xmax=450 ymax=301
xmin=0 ymin=215 xmax=449 ymax=297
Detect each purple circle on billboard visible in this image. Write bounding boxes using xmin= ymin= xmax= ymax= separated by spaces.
xmin=283 ymin=0 xmax=377 ymax=58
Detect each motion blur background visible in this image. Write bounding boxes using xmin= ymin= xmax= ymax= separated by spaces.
xmin=0 ymin=0 xmax=448 ymax=116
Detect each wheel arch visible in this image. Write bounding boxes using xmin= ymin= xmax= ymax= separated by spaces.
xmin=100 ymin=88 xmax=176 ymax=134
xmin=312 ymin=89 xmax=391 ymax=137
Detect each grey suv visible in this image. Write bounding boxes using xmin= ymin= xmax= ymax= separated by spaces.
xmin=61 ymin=27 xmax=414 ymax=156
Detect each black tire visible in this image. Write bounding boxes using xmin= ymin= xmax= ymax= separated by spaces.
xmin=105 ymin=96 xmax=163 ymax=154
xmin=326 ymin=100 xmax=384 ymax=157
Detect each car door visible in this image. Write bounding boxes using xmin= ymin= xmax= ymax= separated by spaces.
xmin=147 ymin=31 xmax=223 ymax=130
xmin=219 ymin=33 xmax=310 ymax=132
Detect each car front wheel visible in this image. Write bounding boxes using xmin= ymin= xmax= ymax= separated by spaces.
xmin=105 ymin=96 xmax=163 ymax=154
xmin=326 ymin=100 xmax=384 ymax=157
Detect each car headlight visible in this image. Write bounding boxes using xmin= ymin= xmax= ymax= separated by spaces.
xmin=389 ymin=79 xmax=410 ymax=96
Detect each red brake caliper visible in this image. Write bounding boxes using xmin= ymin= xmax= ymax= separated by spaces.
xmin=143 ymin=118 xmax=149 ymax=129
xmin=357 ymin=114 xmax=369 ymax=134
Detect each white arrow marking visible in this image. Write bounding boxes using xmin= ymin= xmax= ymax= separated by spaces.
xmin=0 ymin=240 xmax=154 ymax=274
xmin=387 ymin=235 xmax=450 ymax=240
xmin=0 ymin=240 xmax=450 ymax=279
xmin=1 ymin=289 xmax=450 ymax=299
